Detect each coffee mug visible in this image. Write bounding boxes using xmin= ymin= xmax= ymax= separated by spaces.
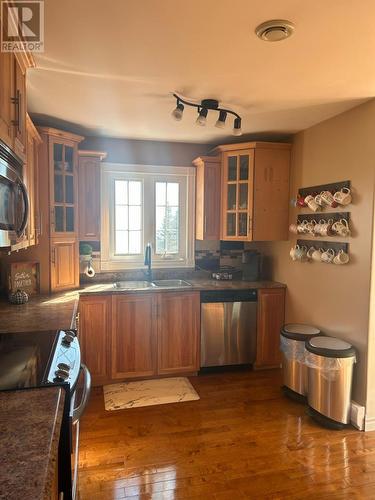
xmin=320 ymin=191 xmax=338 ymax=208
xmin=333 ymin=188 xmax=352 ymax=206
xmin=304 ymin=195 xmax=320 ymax=212
xmin=290 ymin=244 xmax=300 ymax=261
xmin=311 ymin=248 xmax=324 ymax=262
xmin=333 ymin=250 xmax=350 ymax=265
xmin=319 ymin=219 xmax=334 ymax=237
xmin=297 ymin=220 xmax=309 ymax=234
xmin=306 ymin=247 xmax=316 ymax=260
xmin=289 ymin=223 xmax=299 ymax=234
xmin=332 ymin=219 xmax=351 ymax=237
xmin=295 ymin=245 xmax=308 ymax=261
xmin=321 ymin=248 xmax=335 ymax=264
xmin=296 ymin=196 xmax=307 ymax=207
xmin=314 ymin=194 xmax=325 ymax=207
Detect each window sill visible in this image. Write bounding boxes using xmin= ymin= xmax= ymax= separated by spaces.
xmin=100 ymin=259 xmax=195 ymax=271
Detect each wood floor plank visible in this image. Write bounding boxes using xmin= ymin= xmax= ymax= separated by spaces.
xmin=79 ymin=370 xmax=375 ymax=499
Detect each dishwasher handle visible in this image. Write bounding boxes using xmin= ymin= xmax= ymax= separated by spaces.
xmin=200 ymin=289 xmax=258 ymax=303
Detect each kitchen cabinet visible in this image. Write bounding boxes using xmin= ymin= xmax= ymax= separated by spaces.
xmin=255 ymin=288 xmax=285 ymax=369
xmin=111 ymin=294 xmax=156 ymax=379
xmin=213 ymin=142 xmax=291 ymax=241
xmin=25 ymin=115 xmax=42 ymax=247
xmin=193 ymin=156 xmax=221 ymax=240
xmin=78 ymin=150 xmax=107 ymax=241
xmin=50 ymin=238 xmax=79 ymax=292
xmin=0 ymin=51 xmax=14 ymax=147
xmin=34 ymin=128 xmax=84 ymax=292
xmin=79 ymin=295 xmax=112 ymax=386
xmin=12 ymin=56 xmax=27 ymax=159
xmin=157 ymin=292 xmax=200 ymax=375
xmin=80 ymin=291 xmax=200 ymax=385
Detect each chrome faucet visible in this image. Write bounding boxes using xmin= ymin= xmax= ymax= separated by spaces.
xmin=144 ymin=242 xmax=152 ymax=282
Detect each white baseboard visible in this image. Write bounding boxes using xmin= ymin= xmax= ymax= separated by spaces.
xmin=365 ymin=415 xmax=375 ymax=431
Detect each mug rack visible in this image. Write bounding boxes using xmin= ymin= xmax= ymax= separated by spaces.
xmin=297 ymin=239 xmax=349 ymax=253
xmin=296 ymin=212 xmax=350 ymax=224
xmin=298 ymin=180 xmax=351 ymax=199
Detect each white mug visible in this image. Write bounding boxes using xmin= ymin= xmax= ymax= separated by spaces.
xmin=321 ymin=248 xmax=335 ymax=264
xmin=320 ymin=191 xmax=338 ymax=208
xmin=290 ymin=244 xmax=300 ymax=261
xmin=332 ymin=219 xmax=351 ymax=237
xmin=333 ymin=250 xmax=350 ymax=265
xmin=295 ymin=245 xmax=308 ymax=261
xmin=311 ymin=248 xmax=324 ymax=262
xmin=333 ymin=188 xmax=352 ymax=206
xmin=306 ymin=247 xmax=316 ymax=260
xmin=304 ymin=195 xmax=320 ymax=212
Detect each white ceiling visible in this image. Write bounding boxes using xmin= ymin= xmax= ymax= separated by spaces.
xmin=28 ymin=0 xmax=375 ymax=143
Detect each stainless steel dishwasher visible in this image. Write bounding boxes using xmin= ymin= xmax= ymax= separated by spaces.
xmin=200 ymin=289 xmax=257 ymax=367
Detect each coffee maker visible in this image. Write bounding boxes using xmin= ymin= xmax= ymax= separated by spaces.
xmin=242 ymin=250 xmax=262 ymax=281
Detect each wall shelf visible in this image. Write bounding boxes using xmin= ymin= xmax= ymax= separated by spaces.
xmin=298 ymin=180 xmax=351 ymax=199
xmin=297 ymin=239 xmax=349 ymax=253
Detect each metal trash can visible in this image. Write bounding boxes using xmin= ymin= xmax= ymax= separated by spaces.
xmin=280 ymin=324 xmax=321 ymax=400
xmin=305 ymin=336 xmax=356 ymax=427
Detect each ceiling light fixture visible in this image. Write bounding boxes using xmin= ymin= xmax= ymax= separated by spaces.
xmin=171 ymin=93 xmax=242 ymax=136
xmin=255 ymin=19 xmax=295 ymax=42
xmin=171 ymin=100 xmax=184 ymax=121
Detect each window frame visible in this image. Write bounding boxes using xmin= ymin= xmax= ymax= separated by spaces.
xmin=100 ymin=163 xmax=195 ymax=271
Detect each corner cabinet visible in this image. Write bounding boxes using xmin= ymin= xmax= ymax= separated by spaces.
xmin=34 ymin=128 xmax=84 ymax=292
xmin=78 ymin=150 xmax=107 ymax=241
xmin=193 ymin=156 xmax=221 ymax=240
xmin=216 ymin=142 xmax=291 ymax=241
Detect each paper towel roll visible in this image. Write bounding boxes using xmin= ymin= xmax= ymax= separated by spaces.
xmin=84 ymin=263 xmax=95 ymax=278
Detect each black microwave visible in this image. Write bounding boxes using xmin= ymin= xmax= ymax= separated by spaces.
xmin=0 ymin=139 xmax=29 ymax=249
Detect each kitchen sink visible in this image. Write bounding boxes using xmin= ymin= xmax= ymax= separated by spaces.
xmin=113 ymin=281 xmax=154 ymax=290
xmin=151 ymin=279 xmax=192 ymax=288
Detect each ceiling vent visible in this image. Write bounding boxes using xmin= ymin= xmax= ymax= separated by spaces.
xmin=255 ymin=20 xmax=295 ymax=42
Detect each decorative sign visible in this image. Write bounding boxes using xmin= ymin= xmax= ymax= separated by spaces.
xmin=6 ymin=261 xmax=39 ymax=295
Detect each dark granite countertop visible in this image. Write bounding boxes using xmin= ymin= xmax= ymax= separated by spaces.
xmin=79 ymin=279 xmax=286 ymax=296
xmin=0 ymin=386 xmax=65 ymax=500
xmin=0 ymin=290 xmax=78 ymax=333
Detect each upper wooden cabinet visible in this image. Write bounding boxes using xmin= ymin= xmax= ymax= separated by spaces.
xmin=0 ymin=50 xmax=34 ymax=157
xmin=25 ymin=115 xmax=42 ymax=247
xmin=213 ymin=142 xmax=291 ymax=242
xmin=78 ymin=150 xmax=107 ymax=241
xmin=193 ymin=156 xmax=221 ymax=240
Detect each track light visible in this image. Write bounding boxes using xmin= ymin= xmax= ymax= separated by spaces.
xmin=233 ymin=117 xmax=242 ymax=136
xmin=171 ymin=101 xmax=184 ymax=121
xmin=196 ymin=108 xmax=208 ymax=126
xmin=171 ymin=93 xmax=242 ymax=135
xmin=215 ymin=110 xmax=227 ymax=129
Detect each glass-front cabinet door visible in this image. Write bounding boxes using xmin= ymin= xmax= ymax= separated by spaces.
xmin=221 ymin=149 xmax=254 ymax=240
xmin=50 ymin=140 xmax=77 ymax=236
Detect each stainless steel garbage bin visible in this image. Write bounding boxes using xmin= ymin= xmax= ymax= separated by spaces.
xmin=305 ymin=336 xmax=356 ymax=426
xmin=280 ymin=324 xmax=321 ymax=399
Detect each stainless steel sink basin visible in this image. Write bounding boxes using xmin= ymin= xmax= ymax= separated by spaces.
xmin=151 ymin=279 xmax=192 ymax=288
xmin=113 ymin=281 xmax=154 ymax=290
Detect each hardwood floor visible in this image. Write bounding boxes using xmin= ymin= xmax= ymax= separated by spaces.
xmin=79 ymin=369 xmax=375 ymax=499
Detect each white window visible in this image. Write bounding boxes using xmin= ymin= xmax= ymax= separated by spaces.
xmin=101 ymin=164 xmax=195 ymax=270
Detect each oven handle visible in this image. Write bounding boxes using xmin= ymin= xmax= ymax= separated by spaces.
xmin=72 ymin=364 xmax=91 ymax=425
xmin=17 ymin=180 xmax=29 ymax=237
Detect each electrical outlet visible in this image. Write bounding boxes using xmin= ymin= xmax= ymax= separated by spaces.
xmin=351 ymin=401 xmax=365 ymax=430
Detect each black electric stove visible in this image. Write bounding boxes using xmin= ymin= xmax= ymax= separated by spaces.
xmin=0 ymin=329 xmax=85 ymax=500
xmin=0 ymin=329 xmax=81 ymax=391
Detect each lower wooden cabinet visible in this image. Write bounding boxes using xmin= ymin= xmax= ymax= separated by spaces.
xmin=111 ymin=294 xmax=157 ymax=379
xmin=80 ymin=291 xmax=200 ymax=385
xmin=255 ymin=288 xmax=285 ymax=369
xmin=157 ymin=292 xmax=200 ymax=375
xmin=79 ymin=295 xmax=111 ymax=385
xmin=50 ymin=239 xmax=79 ymax=292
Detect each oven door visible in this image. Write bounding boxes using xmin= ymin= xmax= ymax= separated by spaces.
xmin=70 ymin=364 xmax=91 ymax=500
xmin=0 ymin=162 xmax=29 ymax=248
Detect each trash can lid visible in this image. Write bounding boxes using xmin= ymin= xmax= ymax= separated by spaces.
xmin=306 ymin=336 xmax=356 ymax=358
xmin=281 ymin=323 xmax=321 ymax=341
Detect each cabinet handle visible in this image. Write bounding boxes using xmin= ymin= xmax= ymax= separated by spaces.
xmin=51 ymin=247 xmax=56 ymax=265
xmin=51 ymin=208 xmax=55 ymax=229
xmin=11 ymin=90 xmax=21 ymax=133
xmin=204 ymin=215 xmax=207 ymax=235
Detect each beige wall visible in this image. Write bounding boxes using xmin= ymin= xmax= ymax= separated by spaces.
xmin=258 ymin=99 xmax=375 ymax=408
